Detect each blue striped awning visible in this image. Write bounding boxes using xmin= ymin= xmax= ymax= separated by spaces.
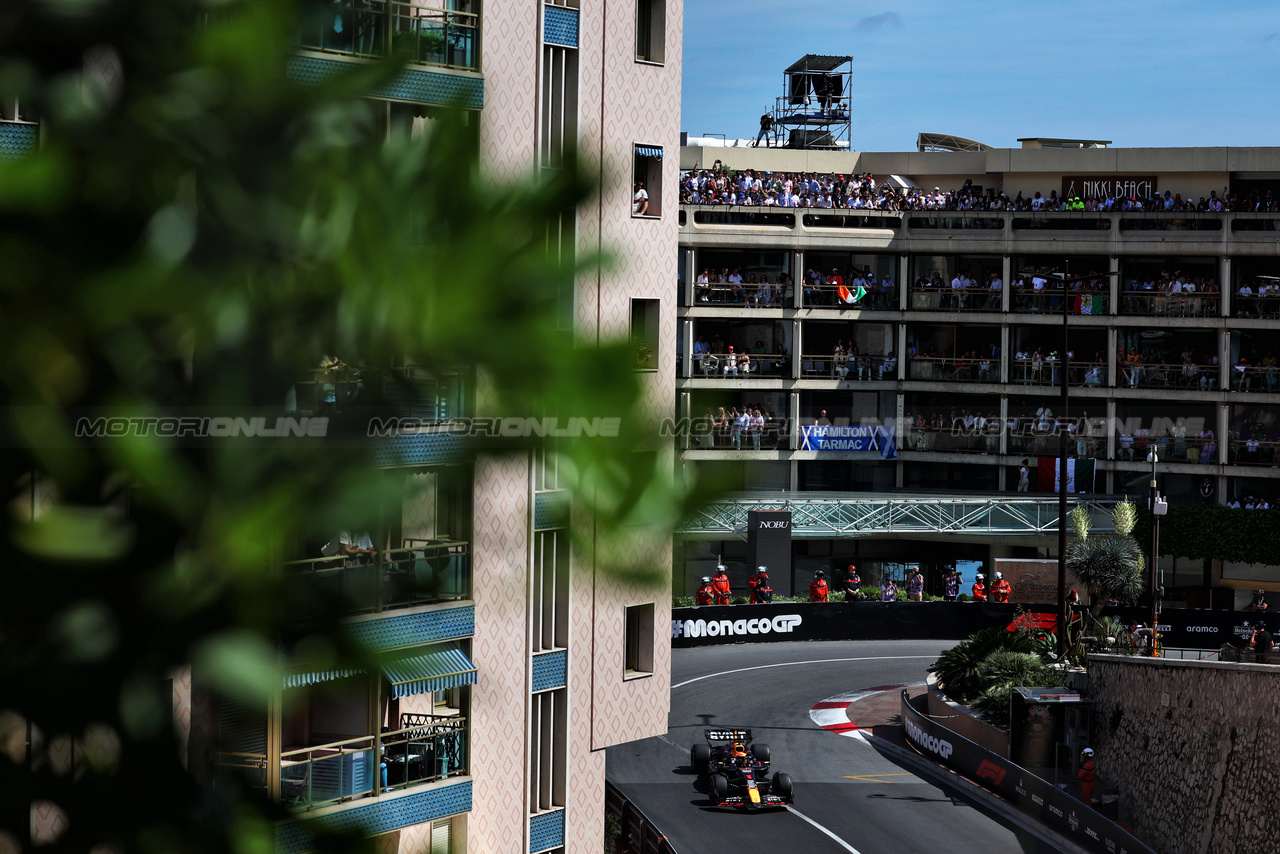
xmin=636 ymin=146 xmax=663 ymax=158
xmin=282 ymin=668 xmax=363 ymax=689
xmin=383 ymin=645 xmax=477 ymax=699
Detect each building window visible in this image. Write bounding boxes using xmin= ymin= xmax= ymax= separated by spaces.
xmin=531 ymin=530 xmax=570 ymax=652
xmin=624 ymin=603 xmax=655 ymax=678
xmin=635 ymin=0 xmax=665 ymax=63
xmin=529 ymin=688 xmax=567 ymax=812
xmin=633 ymin=145 xmax=662 ymax=219
xmin=630 ymin=298 xmax=659 ymax=370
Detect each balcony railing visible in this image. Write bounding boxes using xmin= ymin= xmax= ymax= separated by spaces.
xmin=799 ymin=354 xmax=895 ymax=380
xmin=1120 ymin=290 xmax=1220 ymax=317
xmin=382 ymin=713 xmax=468 ymax=790
xmin=212 ymin=717 xmax=468 ymax=810
xmin=801 ymin=282 xmax=899 ymax=310
xmin=286 ymin=540 xmax=471 ymax=618
xmin=908 ymin=357 xmax=1001 ymax=383
xmin=908 ymin=287 xmax=1003 ymax=312
xmin=281 ymin=734 xmax=378 ymax=809
xmin=297 ymin=0 xmax=480 ymax=71
xmin=692 ymin=351 xmax=790 ymax=378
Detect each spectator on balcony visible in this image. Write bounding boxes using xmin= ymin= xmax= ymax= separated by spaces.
xmin=733 ymin=408 xmax=749 ymax=449
xmin=699 ymin=351 xmax=719 ymax=376
xmin=1200 ymin=427 xmax=1216 ymax=463
xmin=815 ymin=409 xmax=831 ymax=427
xmin=1234 ymin=357 xmax=1252 ymax=391
xmin=772 ymin=342 xmax=791 ymax=375
xmin=632 ymin=181 xmax=648 ymax=215
xmin=323 ymin=529 xmax=376 ymax=565
xmin=879 ymin=351 xmax=897 ymax=380
xmin=749 ymin=408 xmax=764 ymax=450
xmin=1118 ymin=428 xmax=1134 ymax=460
xmin=825 ymin=268 xmax=843 ymax=306
xmin=723 ymin=346 xmax=738 ymax=376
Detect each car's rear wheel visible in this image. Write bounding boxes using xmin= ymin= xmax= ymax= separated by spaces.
xmin=690 ymin=743 xmax=710 ymax=774
xmin=773 ymin=772 xmax=793 ymax=801
xmin=751 ymin=743 xmax=771 ymax=764
xmin=710 ymin=773 xmax=729 ymax=804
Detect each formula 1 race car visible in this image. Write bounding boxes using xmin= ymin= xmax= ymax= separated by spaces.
xmin=689 ymin=728 xmax=794 ymax=809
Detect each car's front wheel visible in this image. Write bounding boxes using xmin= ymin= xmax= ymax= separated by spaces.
xmin=772 ymin=772 xmax=793 ymax=802
xmin=690 ymin=743 xmax=710 ymax=775
xmin=710 ymin=773 xmax=729 ymax=805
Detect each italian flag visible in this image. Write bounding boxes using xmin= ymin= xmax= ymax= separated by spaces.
xmin=1037 ymin=457 xmax=1095 ymax=493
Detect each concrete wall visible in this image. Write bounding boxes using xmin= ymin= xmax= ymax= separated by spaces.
xmin=1086 ymin=654 xmax=1280 ymax=854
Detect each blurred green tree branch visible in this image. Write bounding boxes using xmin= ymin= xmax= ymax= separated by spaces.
xmin=0 ymin=0 xmax=708 ymax=849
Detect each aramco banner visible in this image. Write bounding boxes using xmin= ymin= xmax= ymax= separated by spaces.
xmin=800 ymin=424 xmax=897 ymax=458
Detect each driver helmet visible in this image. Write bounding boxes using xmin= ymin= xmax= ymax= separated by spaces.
xmin=701 ymin=576 xmax=710 ymax=584
xmin=1081 ymin=747 xmax=1094 ymax=759
xmin=731 ymin=742 xmax=747 ymax=757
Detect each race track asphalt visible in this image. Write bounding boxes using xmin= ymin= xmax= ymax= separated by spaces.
xmin=605 ymin=639 xmax=1061 ymax=854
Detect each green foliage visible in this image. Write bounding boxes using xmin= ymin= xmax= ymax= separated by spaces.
xmin=968 ymin=651 xmax=1068 ymax=724
xmin=1133 ymin=505 xmax=1280 ymax=565
xmin=1067 ymin=533 xmax=1144 ymax=617
xmin=1112 ymin=498 xmax=1138 ymax=536
xmin=1069 ymin=505 xmax=1092 ymax=540
xmin=931 ymin=627 xmax=1034 ymax=704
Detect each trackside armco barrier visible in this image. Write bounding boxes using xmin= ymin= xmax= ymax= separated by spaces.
xmin=899 ymin=690 xmax=1156 ymax=854
xmin=606 ymin=781 xmax=677 ymax=854
xmin=671 ymin=602 xmax=1280 ymax=650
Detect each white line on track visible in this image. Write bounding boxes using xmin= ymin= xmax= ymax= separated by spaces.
xmin=671 ymin=656 xmax=936 ymax=690
xmin=785 ymin=806 xmax=863 ymax=854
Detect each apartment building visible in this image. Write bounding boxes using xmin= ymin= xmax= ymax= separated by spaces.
xmin=675 ymin=141 xmax=1280 ymax=601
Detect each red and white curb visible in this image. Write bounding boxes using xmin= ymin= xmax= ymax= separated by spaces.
xmin=809 ymin=685 xmax=905 ymax=740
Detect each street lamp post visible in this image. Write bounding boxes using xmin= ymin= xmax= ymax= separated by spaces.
xmin=1147 ymin=448 xmax=1168 ymax=656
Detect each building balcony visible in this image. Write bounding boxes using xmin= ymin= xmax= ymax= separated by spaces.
xmin=213 ymin=645 xmax=475 ymax=812
xmin=285 ymin=540 xmax=471 ymax=618
xmin=297 ymin=0 xmax=480 ymax=72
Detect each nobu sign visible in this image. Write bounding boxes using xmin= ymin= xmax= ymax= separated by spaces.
xmin=748 ymin=511 xmax=791 ymax=580
xmin=1061 ymin=175 xmax=1157 ymax=201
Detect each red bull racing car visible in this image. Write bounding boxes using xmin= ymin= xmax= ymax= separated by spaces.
xmin=689 ymin=728 xmax=794 ymax=809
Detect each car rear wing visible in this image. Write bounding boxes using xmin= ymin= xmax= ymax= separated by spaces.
xmin=705 ymin=728 xmax=752 ymax=743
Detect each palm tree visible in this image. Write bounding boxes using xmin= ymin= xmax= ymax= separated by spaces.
xmin=1066 ymin=500 xmax=1144 ymax=621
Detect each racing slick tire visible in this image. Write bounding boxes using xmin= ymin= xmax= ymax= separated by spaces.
xmin=750 ymin=743 xmax=771 ymax=764
xmin=710 ymin=773 xmax=729 ymax=805
xmin=690 ymin=743 xmax=711 ymax=774
xmin=772 ymin=772 xmax=793 ymax=802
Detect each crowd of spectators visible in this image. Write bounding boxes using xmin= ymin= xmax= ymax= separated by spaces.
xmin=697 ymin=404 xmax=787 ymax=450
xmin=693 ymin=335 xmax=790 ymax=377
xmin=681 ymin=165 xmax=1280 ymax=214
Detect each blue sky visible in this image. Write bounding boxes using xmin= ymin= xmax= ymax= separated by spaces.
xmin=682 ymin=1 xmax=1280 ymax=150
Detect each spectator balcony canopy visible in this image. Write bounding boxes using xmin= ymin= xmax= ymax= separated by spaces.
xmin=916 ymin=132 xmax=991 ymax=153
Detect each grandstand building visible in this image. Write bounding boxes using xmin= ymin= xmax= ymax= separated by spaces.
xmin=675 ymin=140 xmax=1280 ymax=604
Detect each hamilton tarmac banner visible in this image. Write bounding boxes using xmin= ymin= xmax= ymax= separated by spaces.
xmin=800 ymin=424 xmax=897 ymax=458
